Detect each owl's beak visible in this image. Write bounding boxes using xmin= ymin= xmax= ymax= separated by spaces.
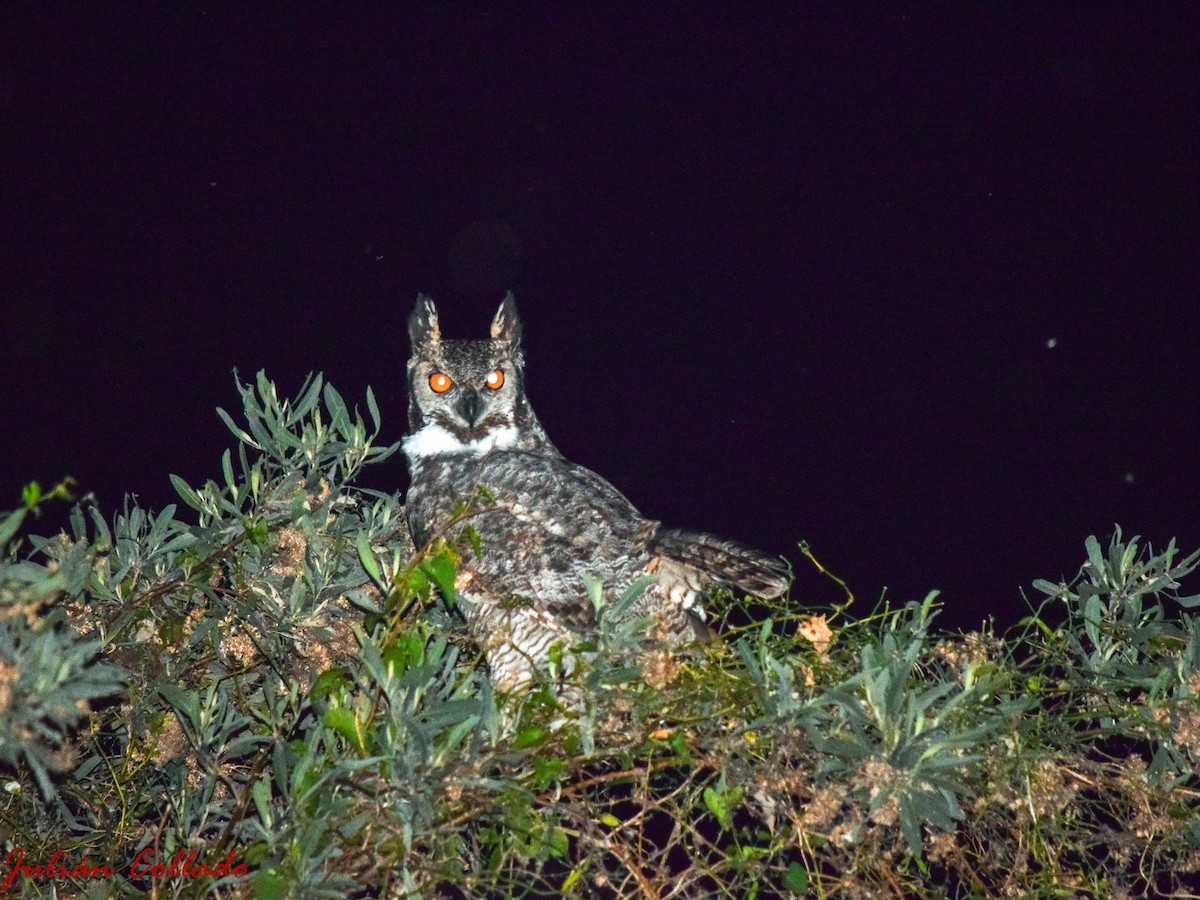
xmin=456 ymin=388 xmax=483 ymax=428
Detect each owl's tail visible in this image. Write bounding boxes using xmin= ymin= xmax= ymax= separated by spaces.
xmin=651 ymin=528 xmax=790 ymax=600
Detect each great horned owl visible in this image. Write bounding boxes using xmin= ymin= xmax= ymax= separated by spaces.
xmin=403 ymin=294 xmax=789 ymax=692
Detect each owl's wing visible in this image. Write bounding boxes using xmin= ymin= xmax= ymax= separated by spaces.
xmin=649 ymin=527 xmax=791 ymax=600
xmin=458 ymin=452 xmax=652 ymax=631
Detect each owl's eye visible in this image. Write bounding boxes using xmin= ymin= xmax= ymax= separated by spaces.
xmin=485 ymin=369 xmax=505 ymax=390
xmin=429 ymin=372 xmax=453 ymax=393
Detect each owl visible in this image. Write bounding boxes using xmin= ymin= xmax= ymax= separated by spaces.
xmin=403 ymin=293 xmax=789 ymax=693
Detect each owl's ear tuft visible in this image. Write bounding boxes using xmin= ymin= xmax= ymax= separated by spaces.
xmin=410 ymin=294 xmax=441 ymax=347
xmin=490 ymin=291 xmax=522 ymax=346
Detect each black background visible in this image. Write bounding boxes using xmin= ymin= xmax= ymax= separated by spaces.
xmin=3 ymin=6 xmax=1197 ymax=630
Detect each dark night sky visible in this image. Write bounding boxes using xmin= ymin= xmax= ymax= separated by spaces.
xmin=2 ymin=6 xmax=1197 ymax=631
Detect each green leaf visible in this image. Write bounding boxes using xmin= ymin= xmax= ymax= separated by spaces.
xmin=783 ymin=862 xmax=809 ymax=894
xmin=253 ymin=868 xmax=288 ymax=900
xmin=531 ymin=756 xmax=564 ymax=789
xmin=613 ymin=574 xmax=653 ymax=617
xmin=562 ymin=868 xmax=583 ymax=891
xmin=323 ymin=707 xmax=361 ymax=746
xmin=461 ymin=523 xmax=483 ymax=558
xmin=310 ymin=667 xmax=352 ymax=703
xmin=250 ymin=773 xmax=274 ymax=826
xmin=704 ymin=786 xmax=730 ymax=829
xmin=443 ymin=714 xmax=481 ymax=755
xmin=1120 ymin=539 xmax=1139 ymax=581
xmin=221 ymin=448 xmax=237 ymax=495
xmin=1031 ymin=578 xmax=1063 ymax=597
xmin=357 ymin=532 xmax=385 ymax=588
xmin=1085 ymin=534 xmax=1105 ymax=577
xmin=909 ymin=787 xmax=954 ymax=829
xmin=544 ymin=826 xmax=569 ymax=858
xmin=158 ymin=684 xmax=201 ymax=733
xmin=898 ymin=795 xmax=925 ymax=856
xmin=582 ymin=572 xmax=605 ymax=613
xmin=291 ymin=372 xmax=324 ymax=419
xmin=599 ymin=665 xmax=642 ymax=685
xmin=21 ymin=480 xmax=42 ymax=509
xmin=0 ymin=508 xmax=26 ymax=547
xmin=323 ymin=382 xmax=351 ymax=434
xmin=216 ymin=405 xmax=262 ymax=449
xmin=421 ymin=552 xmax=457 ymax=607
xmin=386 ymin=630 xmax=428 ymax=672
xmin=1083 ymin=593 xmax=1103 ymax=649
xmin=245 ymin=517 xmax=269 ymax=547
xmin=169 ymin=474 xmax=205 ymax=512
xmin=147 ymin=503 xmax=176 ymax=545
xmin=513 ymin=726 xmax=548 ymax=750
xmin=670 ymin=730 xmax=692 ymax=766
xmin=401 ymin=566 xmax=430 ymax=595
xmin=365 ymin=385 xmax=382 ymax=433
xmin=1176 ymin=591 xmax=1200 ymax=608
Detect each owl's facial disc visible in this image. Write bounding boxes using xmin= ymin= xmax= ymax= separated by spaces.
xmin=405 ymin=355 xmax=520 ymax=459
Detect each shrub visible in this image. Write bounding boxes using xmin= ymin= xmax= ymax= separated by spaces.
xmin=2 ymin=372 xmax=1198 ymax=897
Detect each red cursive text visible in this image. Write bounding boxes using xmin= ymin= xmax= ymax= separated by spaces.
xmin=129 ymin=847 xmax=249 ymax=881
xmin=2 ymin=845 xmax=249 ymax=891
xmin=2 ymin=848 xmax=112 ymax=892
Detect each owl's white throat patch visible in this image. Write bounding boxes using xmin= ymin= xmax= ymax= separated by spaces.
xmin=403 ymin=423 xmax=520 ymax=460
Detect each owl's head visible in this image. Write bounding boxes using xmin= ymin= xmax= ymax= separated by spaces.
xmin=404 ymin=293 xmax=554 ymax=461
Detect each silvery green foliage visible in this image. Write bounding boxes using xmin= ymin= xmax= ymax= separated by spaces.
xmin=1033 ymin=527 xmax=1200 ymax=679
xmin=0 ymin=500 xmax=126 ymax=809
xmin=736 ymin=594 xmax=1020 ymax=855
xmin=805 ymin=595 xmax=1022 ymax=854
xmin=4 ymin=370 xmax=1200 ymax=896
xmin=0 ymin=372 xmax=502 ymax=895
xmin=1030 ymin=528 xmax=1200 ymax=785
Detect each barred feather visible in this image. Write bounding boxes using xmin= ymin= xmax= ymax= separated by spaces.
xmin=650 ymin=528 xmax=790 ymax=600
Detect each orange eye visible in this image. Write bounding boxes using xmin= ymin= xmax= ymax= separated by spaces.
xmin=428 ymin=372 xmax=452 ymax=393
xmin=485 ymin=368 xmax=505 ymax=390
